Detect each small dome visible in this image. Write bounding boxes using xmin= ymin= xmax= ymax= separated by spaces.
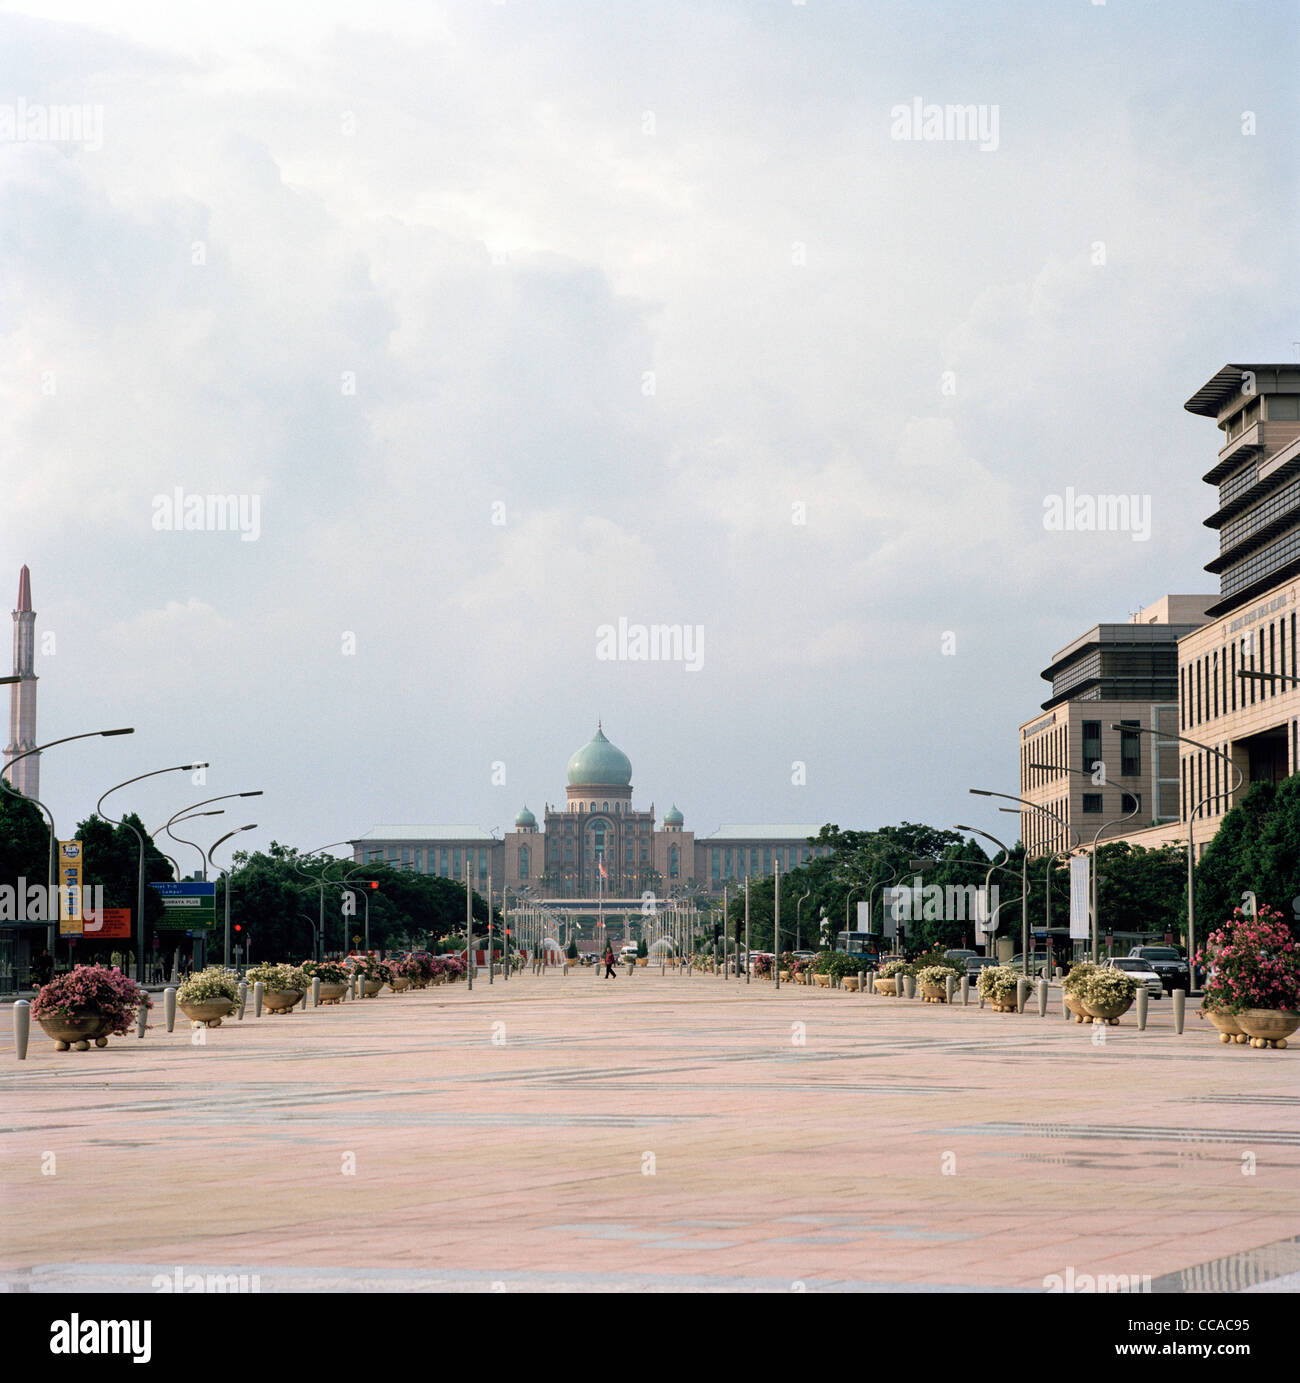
xmin=566 ymin=724 xmax=632 ymax=786
xmin=515 ymin=805 xmax=536 ymax=828
xmin=664 ymin=803 xmax=684 ymax=826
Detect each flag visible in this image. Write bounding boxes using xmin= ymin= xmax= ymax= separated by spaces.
xmin=598 ymin=860 xmax=608 ymax=881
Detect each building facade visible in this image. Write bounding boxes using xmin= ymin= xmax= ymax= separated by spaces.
xmin=1018 ymin=595 xmax=1211 ymax=855
xmin=1175 ymin=363 xmax=1300 ymax=856
xmin=350 ymin=724 xmax=830 ymax=900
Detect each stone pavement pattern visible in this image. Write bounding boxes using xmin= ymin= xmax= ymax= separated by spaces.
xmin=3 ymin=969 xmax=1299 ymax=1292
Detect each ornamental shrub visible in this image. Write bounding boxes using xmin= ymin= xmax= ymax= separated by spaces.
xmin=177 ymin=967 xmax=241 ymax=1007
xmin=31 ymin=965 xmax=152 ymax=1035
xmin=245 ymin=962 xmax=308 ymax=992
xmin=1197 ymin=904 xmax=1300 ymax=1015
xmin=976 ymin=965 xmax=1022 ymax=1003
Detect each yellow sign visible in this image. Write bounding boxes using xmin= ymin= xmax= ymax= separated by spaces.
xmin=59 ymin=839 xmax=83 ymax=934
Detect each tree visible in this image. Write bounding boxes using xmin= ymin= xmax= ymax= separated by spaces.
xmin=0 ymin=788 xmax=49 ymax=899
xmin=73 ymin=812 xmax=170 ymax=962
xmin=1193 ymin=779 xmax=1300 ymax=940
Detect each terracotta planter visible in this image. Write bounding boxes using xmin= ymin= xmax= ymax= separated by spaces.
xmin=178 ymin=997 xmax=235 ymax=1027
xmin=636 ymin=958 xmax=648 ymax=966
xmin=842 ymin=975 xmax=861 ymax=992
xmin=1236 ymin=1009 xmax=1300 ymax=1049
xmin=1062 ymin=991 xmax=1089 ymax=1024
xmin=987 ymin=990 xmax=1020 ymax=1013
xmin=389 ymin=976 xmax=411 ymax=993
xmin=37 ymin=1010 xmax=113 ymax=1051
xmin=778 ymin=970 xmax=792 ymax=982
xmin=362 ymin=979 xmax=383 ymax=997
xmin=1202 ymin=1006 xmax=1244 ymax=1043
xmin=919 ymin=981 xmax=947 ymax=1003
xmin=262 ymin=988 xmax=303 ymax=1014
xmin=317 ymin=982 xmax=348 ymax=1005
xmin=874 ymin=977 xmax=897 ymax=995
xmin=814 ymin=973 xmax=831 ymax=988
xmin=1081 ymin=995 xmax=1134 ymax=1025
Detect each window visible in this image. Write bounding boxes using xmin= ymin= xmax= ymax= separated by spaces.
xmin=1081 ymin=721 xmax=1102 ymax=776
xmin=519 ymin=846 xmax=529 ymax=879
xmin=1119 ymin=721 xmax=1140 ymax=777
xmin=1120 ymin=792 xmax=1138 ymax=814
xmin=712 ymin=849 xmax=720 ymax=880
xmin=1082 ymin=794 xmax=1103 ymax=813
xmin=669 ymin=846 xmax=679 ymax=879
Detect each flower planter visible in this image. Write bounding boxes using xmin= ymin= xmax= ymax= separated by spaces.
xmin=636 ymin=958 xmax=648 ymax=966
xmin=262 ymin=988 xmax=303 ymax=1014
xmin=1062 ymin=992 xmax=1089 ymax=1024
xmin=874 ymin=977 xmax=897 ymax=996
xmin=178 ymin=998 xmax=235 ymax=1028
xmin=389 ymin=976 xmax=411 ymax=993
xmin=919 ymin=981 xmax=947 ymax=1003
xmin=989 ymin=996 xmax=1019 ymax=1013
xmin=362 ymin=979 xmax=383 ymax=998
xmin=814 ymin=973 xmax=831 ymax=988
xmin=317 ymin=982 xmax=348 ymax=1005
xmin=842 ymin=975 xmax=861 ymax=992
xmin=778 ymin=970 xmax=791 ymax=982
xmin=1081 ymin=995 xmax=1134 ymax=1025
xmin=37 ymin=1010 xmax=113 ymax=1051
xmin=1236 ymin=1009 xmax=1300 ymax=1049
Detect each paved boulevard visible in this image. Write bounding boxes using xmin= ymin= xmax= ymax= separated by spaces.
xmin=3 ymin=967 xmax=1299 ymax=1292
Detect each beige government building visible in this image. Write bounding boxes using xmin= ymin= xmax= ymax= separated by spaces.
xmin=350 ymin=724 xmax=829 ymax=901
xmin=1019 ymin=362 xmax=1300 ymax=861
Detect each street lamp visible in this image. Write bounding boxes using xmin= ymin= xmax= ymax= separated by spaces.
xmin=98 ymin=763 xmax=209 ymax=982
xmin=208 ymin=825 xmax=258 ymax=967
xmin=971 ymin=789 xmax=1076 ymax=975
xmin=1030 ymin=761 xmax=1143 ymax=962
xmin=0 ymin=727 xmax=135 ymax=954
xmin=164 ymin=792 xmax=263 ymax=878
xmin=1111 ymin=724 xmax=1242 ymax=991
xmin=998 ymin=807 xmax=1080 ymax=971
xmin=954 ymin=824 xmax=1029 ymax=963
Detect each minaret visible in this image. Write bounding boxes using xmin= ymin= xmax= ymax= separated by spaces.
xmin=4 ymin=565 xmax=39 ymax=799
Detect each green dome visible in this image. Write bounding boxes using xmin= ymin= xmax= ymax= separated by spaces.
xmin=515 ymin=805 xmax=536 ymax=828
xmin=566 ymin=725 xmax=632 ymax=786
xmin=664 ymin=803 xmax=684 ymax=826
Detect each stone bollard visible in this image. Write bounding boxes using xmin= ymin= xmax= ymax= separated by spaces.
xmin=903 ymin=974 xmax=916 ymax=1000
xmin=1037 ymin=979 xmax=1048 ymax=1017
xmin=979 ymin=985 xmax=985 ymax=1008
xmin=165 ymin=987 xmax=177 ymax=1033
xmin=353 ymin=973 xmax=361 ymax=1000
xmin=300 ymin=988 xmax=308 ymax=1010
xmin=865 ymin=971 xmax=875 ymax=994
xmin=859 ymin=971 xmax=865 ymax=996
xmin=254 ymin=981 xmax=264 ymax=1018
xmin=238 ymin=981 xmax=248 ymax=1020
xmin=1136 ymin=987 xmax=1148 ymax=1030
xmin=136 ymin=1002 xmax=148 ymax=1039
xmin=1173 ymin=988 xmax=1185 ymax=1034
xmin=1016 ymin=978 xmax=1029 ymax=1014
xmin=312 ymin=977 xmax=321 ymax=1008
xmin=13 ymin=999 xmax=30 ymax=1060
xmin=960 ymin=975 xmax=970 ymax=1006
xmin=945 ymin=975 xmax=955 ymax=1005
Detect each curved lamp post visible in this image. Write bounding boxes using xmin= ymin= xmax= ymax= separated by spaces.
xmin=98 ymin=763 xmax=208 ymax=981
xmin=0 ymin=727 xmax=134 ymax=953
xmin=1112 ymin=723 xmax=1242 ymax=990
xmin=208 ymin=825 xmax=258 ymax=967
xmin=165 ymin=792 xmax=263 ymax=879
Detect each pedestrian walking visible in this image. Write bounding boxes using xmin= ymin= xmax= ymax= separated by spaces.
xmin=603 ymin=944 xmax=617 ymax=979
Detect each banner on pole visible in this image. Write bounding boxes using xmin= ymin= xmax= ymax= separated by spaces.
xmin=58 ymin=840 xmax=83 ymax=934
xmin=1069 ymin=855 xmax=1090 ymax=939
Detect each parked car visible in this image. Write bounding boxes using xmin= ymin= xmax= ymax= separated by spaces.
xmin=619 ymin=944 xmax=639 ymax=963
xmin=1008 ymin=953 xmax=1052 ymax=978
xmin=964 ymin=956 xmax=999 ymax=978
xmin=1126 ymin=946 xmax=1191 ymax=993
xmin=1103 ymin=956 xmax=1164 ymax=999
xmin=943 ymin=949 xmax=978 ymax=965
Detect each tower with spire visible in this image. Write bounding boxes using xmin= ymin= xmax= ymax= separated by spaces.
xmin=4 ymin=565 xmax=39 ymax=799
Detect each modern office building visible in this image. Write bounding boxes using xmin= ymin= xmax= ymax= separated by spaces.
xmin=1175 ymin=363 xmax=1300 ymax=856
xmin=1018 ymin=595 xmax=1211 ymax=855
xmin=3 ymin=565 xmax=39 ymax=800
xmin=350 ymin=723 xmax=830 ymax=900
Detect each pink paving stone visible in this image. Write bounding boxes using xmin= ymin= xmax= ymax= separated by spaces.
xmin=2 ymin=970 xmax=1299 ymax=1290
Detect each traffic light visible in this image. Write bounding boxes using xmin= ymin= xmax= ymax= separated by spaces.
xmin=234 ymin=924 xmax=242 ymax=933
xmin=369 ymin=881 xmax=379 ymax=890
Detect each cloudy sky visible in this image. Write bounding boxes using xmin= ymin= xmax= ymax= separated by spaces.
xmin=2 ymin=0 xmax=1297 ymax=863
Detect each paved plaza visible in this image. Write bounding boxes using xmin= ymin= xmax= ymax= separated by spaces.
xmin=3 ymin=969 xmax=1299 ymax=1293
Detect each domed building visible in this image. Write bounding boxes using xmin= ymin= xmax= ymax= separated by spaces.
xmin=351 ymin=722 xmax=829 ymax=905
